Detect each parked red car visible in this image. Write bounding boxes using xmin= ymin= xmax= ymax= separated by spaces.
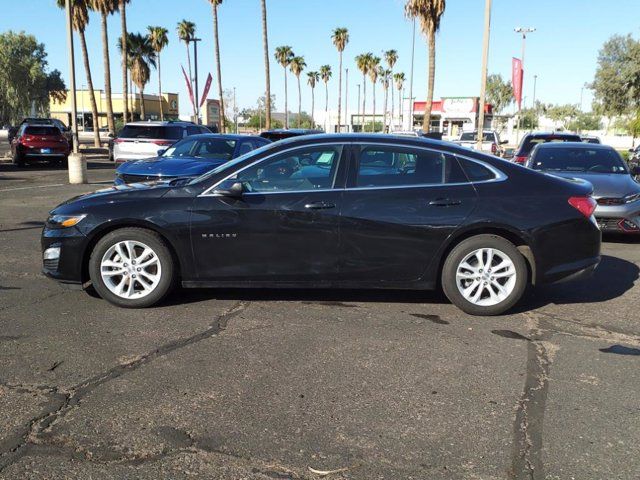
xmin=10 ymin=124 xmax=70 ymax=167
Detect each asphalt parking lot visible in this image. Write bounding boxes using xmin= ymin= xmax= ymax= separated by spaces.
xmin=1 ymin=153 xmax=640 ymax=479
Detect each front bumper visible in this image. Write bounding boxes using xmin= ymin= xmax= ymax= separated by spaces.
xmin=594 ymin=202 xmax=640 ymax=234
xmin=41 ymin=227 xmax=88 ymax=286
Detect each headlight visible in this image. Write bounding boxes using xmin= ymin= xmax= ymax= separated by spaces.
xmin=47 ymin=214 xmax=87 ymax=228
xmin=623 ymin=193 xmax=640 ymax=204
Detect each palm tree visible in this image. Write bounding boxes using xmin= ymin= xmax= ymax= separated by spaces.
xmin=261 ymin=0 xmax=271 ymax=129
xmin=394 ymin=72 xmax=406 ymax=124
xmin=368 ymin=56 xmax=381 ymax=132
xmin=289 ymin=56 xmax=306 ymax=128
xmin=57 ymin=0 xmax=101 ymax=147
xmin=380 ymin=68 xmax=391 ymax=132
xmin=274 ymin=46 xmax=294 ymax=129
xmin=405 ymin=0 xmax=446 ymax=131
xmin=209 ymin=0 xmax=225 ymax=132
xmin=384 ymin=50 xmax=398 ymax=129
xmin=331 ymin=27 xmax=349 ymax=132
xmin=307 ymin=71 xmax=319 ymax=128
xmin=177 ymin=20 xmax=196 ymax=118
xmin=125 ymin=33 xmax=156 ymax=120
xmin=119 ymin=0 xmax=130 ymax=123
xmin=319 ymin=65 xmax=332 ymax=132
xmin=147 ymin=26 xmax=168 ymax=121
xmin=88 ymin=0 xmax=118 ymax=136
xmin=355 ymin=53 xmax=372 ymax=131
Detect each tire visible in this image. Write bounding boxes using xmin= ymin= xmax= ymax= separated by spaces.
xmin=12 ymin=149 xmax=25 ymax=167
xmin=60 ymin=156 xmax=68 ymax=168
xmin=88 ymin=228 xmax=176 ymax=308
xmin=441 ymin=234 xmax=528 ymax=316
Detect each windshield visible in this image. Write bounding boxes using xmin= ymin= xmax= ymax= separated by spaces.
xmin=187 ymin=141 xmax=278 ymax=185
xmin=163 ymin=137 xmax=237 ymax=160
xmin=25 ymin=126 xmax=61 ymax=136
xmin=460 ymin=132 xmax=493 ymax=142
xmin=531 ymin=147 xmax=628 ymax=174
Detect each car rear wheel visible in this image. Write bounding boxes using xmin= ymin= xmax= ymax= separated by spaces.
xmin=12 ymin=150 xmax=25 ymax=167
xmin=441 ymin=235 xmax=527 ymax=316
xmin=89 ymin=228 xmax=175 ymax=308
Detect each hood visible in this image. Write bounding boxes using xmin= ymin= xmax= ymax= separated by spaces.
xmin=545 ymin=171 xmax=640 ymax=198
xmin=117 ymin=157 xmax=228 ymax=178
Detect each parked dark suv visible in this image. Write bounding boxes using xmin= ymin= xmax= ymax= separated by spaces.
xmin=42 ymin=134 xmax=601 ymax=316
xmin=513 ymin=132 xmax=581 ymax=164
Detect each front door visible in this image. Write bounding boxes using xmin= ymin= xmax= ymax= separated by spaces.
xmin=339 ymin=143 xmax=478 ymax=284
xmin=190 ymin=143 xmax=346 ymax=283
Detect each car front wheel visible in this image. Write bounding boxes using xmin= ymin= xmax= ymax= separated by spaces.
xmin=88 ymin=228 xmax=175 ymax=308
xmin=441 ymin=234 xmax=528 ymax=316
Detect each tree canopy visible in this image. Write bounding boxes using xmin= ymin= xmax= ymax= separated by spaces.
xmin=485 ymin=74 xmax=513 ymax=114
xmin=0 ymin=31 xmax=66 ymax=125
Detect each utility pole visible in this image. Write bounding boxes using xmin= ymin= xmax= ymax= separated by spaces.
xmin=408 ymin=17 xmax=416 ymax=131
xmin=191 ymin=37 xmax=202 ymax=124
xmin=476 ymin=0 xmax=492 ymax=150
xmin=344 ymin=68 xmax=349 ymax=132
xmin=65 ymin=0 xmax=87 ymax=183
xmin=233 ymin=86 xmax=238 ymax=133
xmin=533 ymin=75 xmax=537 ymax=106
xmin=514 ymin=27 xmax=535 ymax=143
xmin=356 ymin=84 xmax=361 ymax=132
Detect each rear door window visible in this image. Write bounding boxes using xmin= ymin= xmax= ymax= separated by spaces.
xmin=119 ymin=125 xmax=183 ymax=140
xmin=354 ymin=145 xmax=467 ymax=188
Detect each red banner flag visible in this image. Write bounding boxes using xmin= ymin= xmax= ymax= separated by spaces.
xmin=199 ymin=73 xmax=213 ymax=109
xmin=512 ymin=57 xmax=523 ymax=109
xmin=181 ymin=65 xmax=195 ymax=111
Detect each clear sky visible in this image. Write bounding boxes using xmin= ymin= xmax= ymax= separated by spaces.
xmin=3 ymin=0 xmax=640 ymax=116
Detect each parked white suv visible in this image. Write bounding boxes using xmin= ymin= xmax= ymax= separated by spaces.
xmin=112 ymin=121 xmax=211 ymax=163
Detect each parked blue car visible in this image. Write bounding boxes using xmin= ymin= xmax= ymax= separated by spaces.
xmin=114 ymin=134 xmax=271 ymax=185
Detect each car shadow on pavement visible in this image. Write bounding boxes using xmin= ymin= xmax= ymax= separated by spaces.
xmin=0 ymin=160 xmax=113 ymax=173
xmin=521 ymin=254 xmax=639 ymax=309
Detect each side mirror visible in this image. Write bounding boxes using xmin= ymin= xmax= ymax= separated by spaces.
xmin=213 ymin=181 xmax=244 ymax=198
xmin=157 ymin=148 xmax=167 ymax=156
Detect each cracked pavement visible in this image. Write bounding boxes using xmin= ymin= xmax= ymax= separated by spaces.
xmin=1 ymin=157 xmax=640 ymax=479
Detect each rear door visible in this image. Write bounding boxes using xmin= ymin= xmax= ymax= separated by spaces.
xmin=339 ymin=143 xmax=478 ymax=283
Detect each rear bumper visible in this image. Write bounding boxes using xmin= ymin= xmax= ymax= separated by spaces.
xmin=541 ymin=255 xmax=600 ymax=284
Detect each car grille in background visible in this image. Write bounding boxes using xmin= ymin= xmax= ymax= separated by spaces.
xmin=596 ymin=197 xmax=624 ymax=206
xmin=596 ymin=217 xmax=625 ymax=231
xmin=120 ymin=174 xmax=161 ymax=184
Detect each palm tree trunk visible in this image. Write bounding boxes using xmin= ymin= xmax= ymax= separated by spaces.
xmin=261 ymin=0 xmax=271 ymax=130
xmin=158 ymin=53 xmax=163 ymax=121
xmin=424 ymin=32 xmax=436 ymax=132
xmin=140 ymin=87 xmax=145 ymax=120
xmin=297 ymin=75 xmax=301 ymax=128
xmin=310 ymin=87 xmax=315 ymax=127
xmin=100 ymin=12 xmax=115 ymax=135
xmin=79 ymin=30 xmax=101 ymax=147
xmin=120 ymin=0 xmax=129 ymax=124
xmin=337 ymin=51 xmax=342 ymax=131
xmin=372 ymin=81 xmax=376 ymax=132
xmin=383 ymin=86 xmax=388 ymax=133
xmin=284 ymin=66 xmax=288 ymax=129
xmin=212 ymin=3 xmax=225 ymax=133
xmin=390 ymin=73 xmax=394 ymax=130
xmin=398 ymin=86 xmax=402 ymax=125
xmin=361 ymin=74 xmax=366 ymax=132
xmin=325 ymin=82 xmax=328 ymax=132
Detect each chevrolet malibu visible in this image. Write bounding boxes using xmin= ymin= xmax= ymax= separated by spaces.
xmin=42 ymin=134 xmax=601 ymax=316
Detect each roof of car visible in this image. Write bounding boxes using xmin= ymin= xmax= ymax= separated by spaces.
xmin=262 ymin=128 xmax=324 ymax=134
xmin=533 ymin=141 xmax=612 ymax=150
xmin=183 ymin=133 xmax=268 ymax=141
xmin=124 ymin=121 xmax=197 ymax=126
xmin=524 ymin=132 xmax=581 ymax=138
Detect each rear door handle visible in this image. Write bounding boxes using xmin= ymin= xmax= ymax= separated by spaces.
xmin=304 ymin=201 xmax=336 ymax=210
xmin=429 ymin=198 xmax=462 ymax=207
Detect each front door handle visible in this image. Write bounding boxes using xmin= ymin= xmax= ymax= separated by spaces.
xmin=429 ymin=198 xmax=462 ymax=207
xmin=304 ymin=201 xmax=336 ymax=210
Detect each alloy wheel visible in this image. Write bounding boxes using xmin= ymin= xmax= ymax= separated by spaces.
xmin=100 ymin=240 xmax=162 ymax=299
xmin=455 ymin=247 xmax=517 ymax=307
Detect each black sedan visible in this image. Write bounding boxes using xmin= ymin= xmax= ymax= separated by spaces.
xmin=41 ymin=134 xmax=601 ymax=315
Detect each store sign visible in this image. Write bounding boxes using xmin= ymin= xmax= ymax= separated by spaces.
xmin=442 ymin=98 xmax=476 ymax=114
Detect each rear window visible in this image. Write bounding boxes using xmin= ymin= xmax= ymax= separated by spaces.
xmin=518 ymin=135 xmax=581 ymax=155
xmin=25 ymin=126 xmax=60 ymax=136
xmin=119 ymin=125 xmax=183 ymax=140
xmin=458 ymin=158 xmax=496 ymax=182
xmin=460 ymin=132 xmax=493 ymax=142
xmin=530 ymin=147 xmax=628 ymax=174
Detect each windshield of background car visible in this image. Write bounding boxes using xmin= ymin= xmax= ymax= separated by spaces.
xmin=519 ymin=135 xmax=581 ymax=155
xmin=163 ymin=138 xmax=237 ymax=160
xmin=187 ymin=141 xmax=279 ymax=185
xmin=24 ymin=126 xmax=61 ymax=136
xmin=531 ymin=147 xmax=628 ymax=174
xmin=118 ymin=125 xmax=183 ymax=140
xmin=460 ymin=132 xmax=493 ymax=141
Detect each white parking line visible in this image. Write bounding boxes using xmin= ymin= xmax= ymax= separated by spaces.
xmin=0 ymin=184 xmax=65 ymax=192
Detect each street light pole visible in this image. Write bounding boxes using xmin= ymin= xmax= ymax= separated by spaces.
xmin=476 ymin=0 xmax=492 ymax=150
xmin=514 ymin=26 xmax=535 ymax=143
xmin=65 ymin=0 xmax=79 ymax=154
xmin=408 ymin=17 xmax=416 ymax=131
xmin=356 ymin=84 xmax=361 ymax=132
xmin=344 ymin=68 xmax=349 ymax=131
xmin=532 ymin=74 xmax=537 ymax=106
xmin=191 ymin=37 xmax=202 ymax=124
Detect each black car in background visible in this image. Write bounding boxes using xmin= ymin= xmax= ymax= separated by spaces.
xmin=513 ymin=132 xmax=582 ymax=164
xmin=42 ymin=134 xmax=600 ymax=316
xmin=259 ymin=128 xmax=324 ymax=142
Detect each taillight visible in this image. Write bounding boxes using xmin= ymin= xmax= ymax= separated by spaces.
xmin=491 ymin=143 xmax=497 ymax=154
xmin=152 ymin=140 xmax=174 ymax=146
xmin=114 ymin=138 xmax=125 ymax=144
xmin=568 ymin=196 xmax=597 ymax=218
xmin=513 ymin=155 xmax=527 ymax=164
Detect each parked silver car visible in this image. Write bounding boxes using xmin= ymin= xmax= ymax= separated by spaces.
xmin=112 ymin=121 xmax=211 ymax=163
xmin=527 ymin=142 xmax=640 ymax=234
